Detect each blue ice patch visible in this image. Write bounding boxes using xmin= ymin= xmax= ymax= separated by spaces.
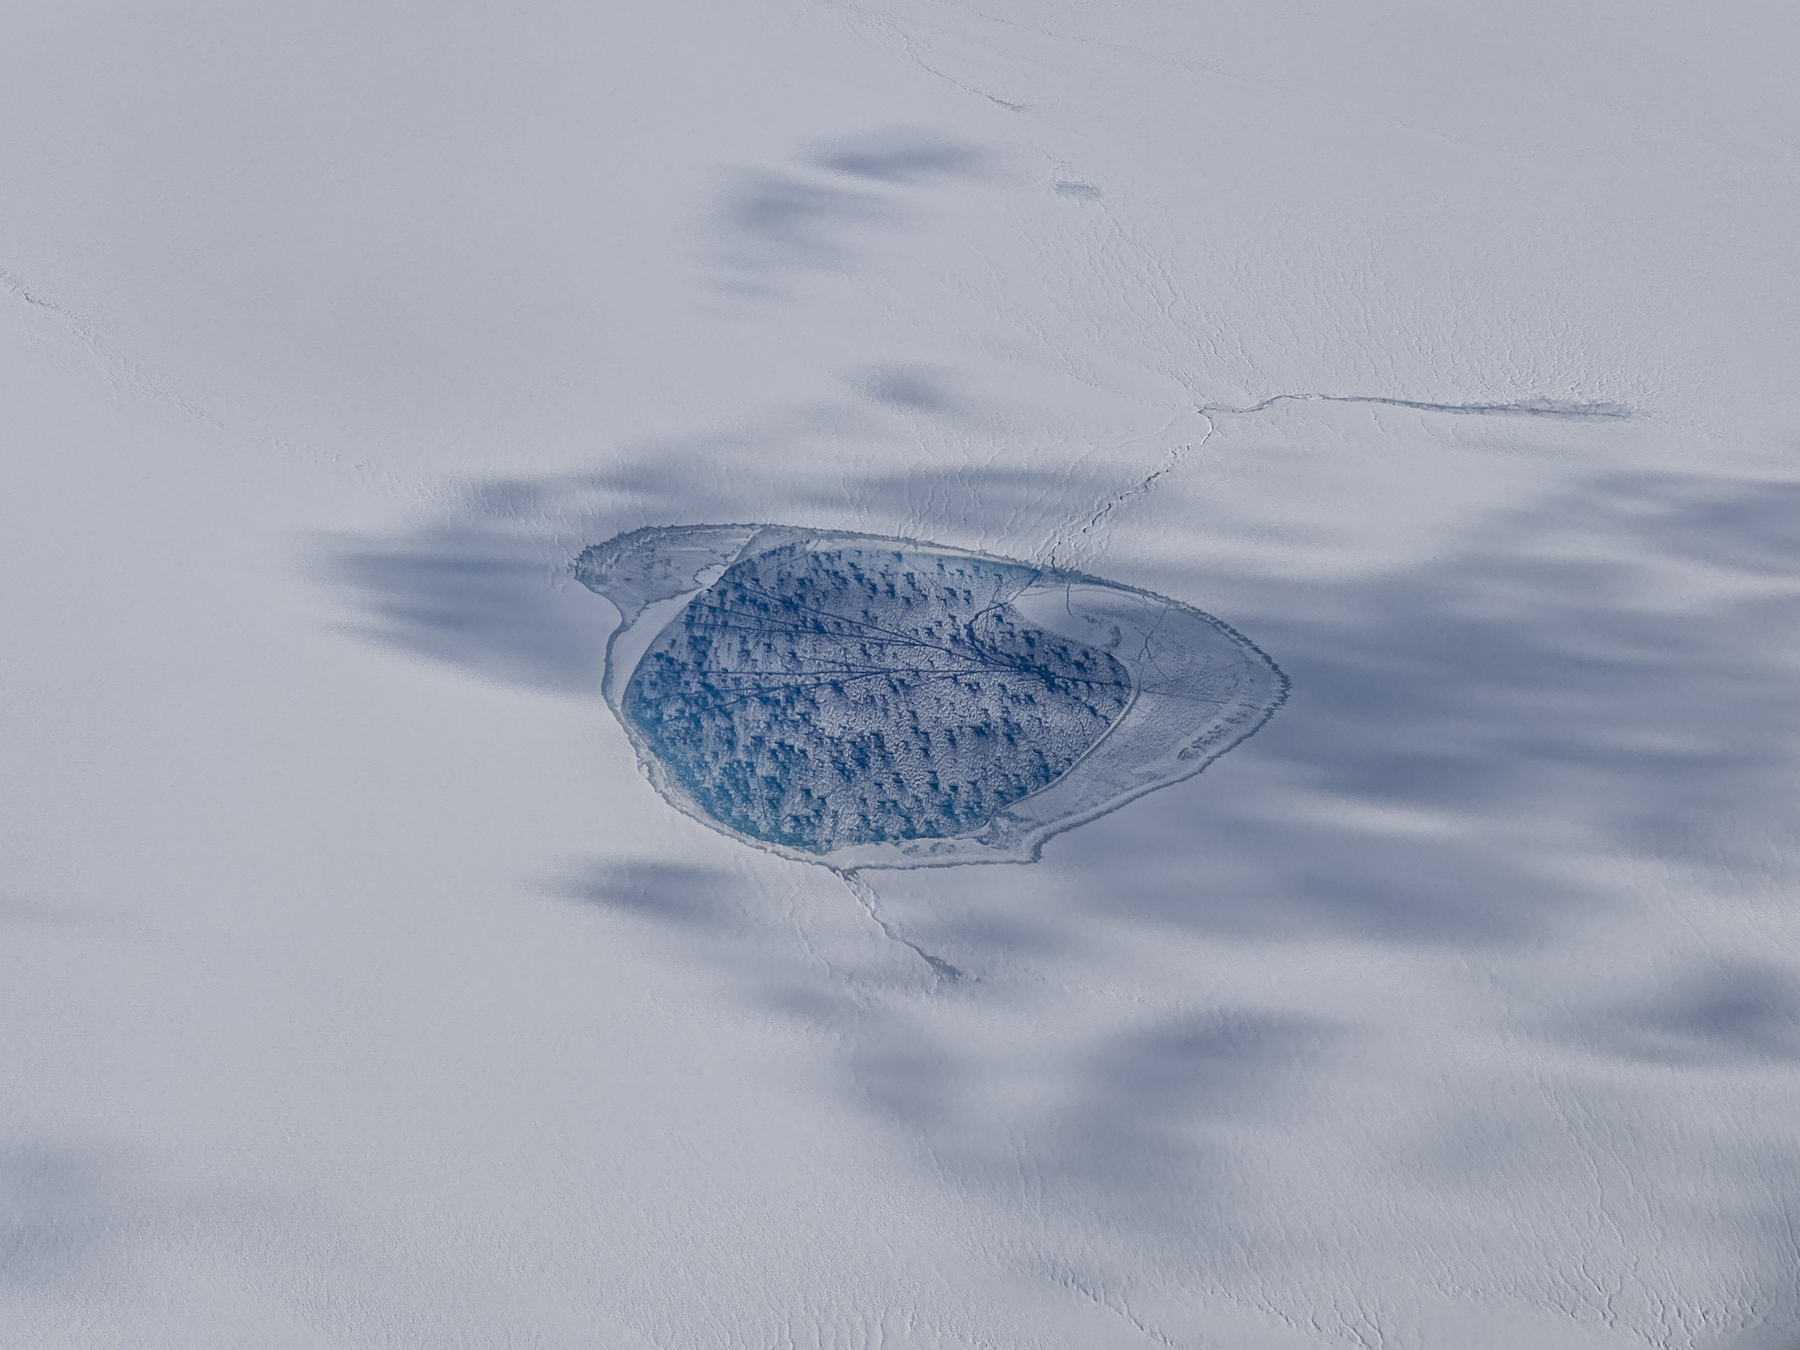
xmin=622 ymin=544 xmax=1131 ymax=853
xmin=579 ymin=525 xmax=1285 ymax=869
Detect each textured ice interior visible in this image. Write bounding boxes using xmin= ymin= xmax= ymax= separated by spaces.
xmin=621 ymin=543 xmax=1132 ymax=852
xmin=581 ymin=527 xmax=1290 ymax=868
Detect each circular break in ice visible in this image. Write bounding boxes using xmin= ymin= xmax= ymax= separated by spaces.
xmin=576 ymin=525 xmax=1286 ymax=869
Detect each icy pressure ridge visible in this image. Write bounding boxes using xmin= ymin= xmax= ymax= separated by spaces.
xmin=577 ymin=526 xmax=1286 ymax=869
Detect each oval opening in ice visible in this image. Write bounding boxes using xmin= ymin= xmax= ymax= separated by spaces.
xmin=577 ymin=526 xmax=1285 ymax=869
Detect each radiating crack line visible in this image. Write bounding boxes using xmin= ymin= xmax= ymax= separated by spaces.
xmin=1 ymin=262 xmax=412 ymax=497
xmin=1049 ymin=391 xmax=1634 ymax=565
xmin=839 ymin=870 xmax=963 ymax=982
xmin=1201 ymin=392 xmax=1632 ymax=421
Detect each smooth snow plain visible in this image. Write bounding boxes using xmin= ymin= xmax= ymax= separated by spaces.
xmin=4 ymin=3 xmax=1799 ymax=1348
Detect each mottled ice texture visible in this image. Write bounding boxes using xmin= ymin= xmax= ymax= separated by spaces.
xmin=622 ymin=544 xmax=1131 ymax=852
xmin=580 ymin=526 xmax=1287 ymax=868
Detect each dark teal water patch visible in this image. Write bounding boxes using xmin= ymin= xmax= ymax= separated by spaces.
xmin=621 ymin=543 xmax=1131 ymax=853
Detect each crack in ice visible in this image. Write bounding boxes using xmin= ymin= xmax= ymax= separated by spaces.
xmin=1051 ymin=391 xmax=1634 ymax=565
xmin=840 ymin=870 xmax=964 ymax=983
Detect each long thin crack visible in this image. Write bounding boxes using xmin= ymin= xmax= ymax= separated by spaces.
xmin=1 ymin=265 xmax=228 ymax=430
xmin=1049 ymin=1270 xmax=1184 ymax=1349
xmin=1050 ymin=390 xmax=1634 ymax=564
xmin=838 ymin=869 xmax=963 ymax=982
xmin=0 ymin=265 xmax=145 ymax=353
xmin=0 ymin=268 xmax=75 ymax=316
xmin=1 ymin=263 xmax=403 ymax=494
xmin=1201 ymin=391 xmax=1632 ymax=421
xmin=1051 ymin=432 xmax=1198 ymax=567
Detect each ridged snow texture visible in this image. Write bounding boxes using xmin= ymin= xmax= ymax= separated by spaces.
xmin=623 ymin=544 xmax=1131 ymax=853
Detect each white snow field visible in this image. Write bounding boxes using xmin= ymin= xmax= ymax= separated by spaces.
xmin=4 ymin=3 xmax=1799 ymax=1347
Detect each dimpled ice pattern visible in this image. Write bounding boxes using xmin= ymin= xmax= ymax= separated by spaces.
xmin=622 ymin=544 xmax=1132 ymax=853
xmin=579 ymin=525 xmax=1285 ymax=869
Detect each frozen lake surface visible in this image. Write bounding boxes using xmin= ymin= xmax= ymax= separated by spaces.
xmin=582 ymin=525 xmax=1283 ymax=865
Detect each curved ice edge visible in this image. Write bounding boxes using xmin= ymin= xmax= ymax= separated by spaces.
xmin=576 ymin=525 xmax=1288 ymax=870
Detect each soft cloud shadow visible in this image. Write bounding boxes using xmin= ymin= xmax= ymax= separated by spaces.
xmin=1031 ymin=1011 xmax=1343 ymax=1222
xmin=321 ymin=525 xmax=612 ymax=695
xmin=551 ymin=858 xmax=744 ymax=928
xmin=715 ymin=171 xmax=894 ymax=276
xmin=711 ymin=130 xmax=993 ymax=294
xmin=839 ymin=1004 xmax=1347 ymax=1241
xmin=0 ymin=1144 xmax=117 ymax=1290
xmin=850 ymin=363 xmax=966 ymax=414
xmin=1577 ymin=960 xmax=1800 ymax=1066
xmin=808 ymin=128 xmax=990 ymax=184
xmin=1037 ymin=471 xmax=1800 ymax=947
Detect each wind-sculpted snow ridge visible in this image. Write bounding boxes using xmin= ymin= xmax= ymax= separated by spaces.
xmin=576 ymin=526 xmax=1286 ymax=868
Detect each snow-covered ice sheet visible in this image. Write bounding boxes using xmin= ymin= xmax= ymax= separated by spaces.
xmin=4 ymin=2 xmax=1799 ymax=1347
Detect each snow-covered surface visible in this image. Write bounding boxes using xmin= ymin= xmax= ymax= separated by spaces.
xmin=4 ymin=2 xmax=1799 ymax=1346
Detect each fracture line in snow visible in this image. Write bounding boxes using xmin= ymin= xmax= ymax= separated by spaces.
xmin=1 ymin=262 xmax=409 ymax=498
xmin=0 ymin=267 xmax=87 ymax=325
xmin=1 ymin=263 xmax=231 ymax=431
xmin=830 ymin=0 xmax=1028 ymax=112
xmin=1050 ymin=390 xmax=1635 ymax=564
xmin=1049 ymin=1270 xmax=1184 ymax=1349
xmin=1203 ymin=391 xmax=1633 ymax=421
xmin=838 ymin=870 xmax=963 ymax=983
